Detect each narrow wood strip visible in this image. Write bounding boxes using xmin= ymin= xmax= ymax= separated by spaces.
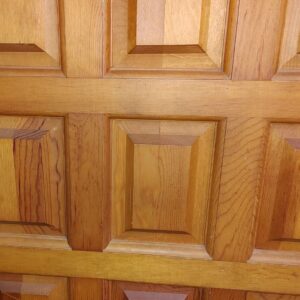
xmin=0 ymin=247 xmax=300 ymax=295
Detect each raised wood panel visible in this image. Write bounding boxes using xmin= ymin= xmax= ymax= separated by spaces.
xmin=104 ymin=0 xmax=238 ymax=78
xmin=106 ymin=119 xmax=218 ymax=258
xmin=255 ymin=123 xmax=300 ymax=254
xmin=105 ymin=281 xmax=201 ymax=300
xmin=0 ymin=0 xmax=62 ymax=75
xmin=275 ymin=0 xmax=300 ymax=80
xmin=0 ymin=116 xmax=68 ymax=250
xmin=0 ymin=274 xmax=68 ymax=299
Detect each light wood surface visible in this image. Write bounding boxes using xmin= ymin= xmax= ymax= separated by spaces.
xmin=0 ymin=247 xmax=300 ymax=295
xmin=0 ymin=79 xmax=300 ymax=118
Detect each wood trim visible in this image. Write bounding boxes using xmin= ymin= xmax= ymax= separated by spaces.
xmin=0 ymin=247 xmax=300 ymax=295
xmin=0 ymin=79 xmax=300 ymax=118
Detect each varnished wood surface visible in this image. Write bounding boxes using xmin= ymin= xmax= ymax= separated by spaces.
xmin=0 ymin=79 xmax=300 ymax=118
xmin=1 ymin=247 xmax=300 ymax=295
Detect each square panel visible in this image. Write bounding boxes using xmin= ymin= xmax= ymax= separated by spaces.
xmin=274 ymin=0 xmax=300 ymax=80
xmin=105 ymin=119 xmax=218 ymax=258
xmin=255 ymin=123 xmax=300 ymax=252
xmin=0 ymin=116 xmax=69 ymax=250
xmin=104 ymin=0 xmax=237 ymax=78
xmin=105 ymin=281 xmax=201 ymax=300
xmin=0 ymin=0 xmax=62 ymax=74
xmin=0 ymin=274 xmax=68 ymax=299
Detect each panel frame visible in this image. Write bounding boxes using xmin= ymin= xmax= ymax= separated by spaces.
xmin=103 ymin=0 xmax=239 ymax=79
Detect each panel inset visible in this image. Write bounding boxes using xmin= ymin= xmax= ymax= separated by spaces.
xmin=104 ymin=0 xmax=236 ymax=78
xmin=106 ymin=119 xmax=218 ymax=258
xmin=106 ymin=281 xmax=201 ymax=300
xmin=256 ymin=123 xmax=300 ymax=252
xmin=0 ymin=0 xmax=61 ymax=73
xmin=0 ymin=116 xmax=68 ymax=250
xmin=0 ymin=274 xmax=68 ymax=299
xmin=275 ymin=0 xmax=300 ymax=80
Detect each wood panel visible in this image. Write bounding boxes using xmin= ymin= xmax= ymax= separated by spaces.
xmin=105 ymin=281 xmax=201 ymax=300
xmin=106 ymin=119 xmax=218 ymax=258
xmin=104 ymin=0 xmax=237 ymax=78
xmin=232 ymin=0 xmax=285 ymax=80
xmin=0 ymin=116 xmax=68 ymax=250
xmin=0 ymin=0 xmax=62 ymax=76
xmin=247 ymin=292 xmax=300 ymax=300
xmin=253 ymin=123 xmax=300 ymax=263
xmin=0 ymin=273 xmax=68 ymax=299
xmin=275 ymin=0 xmax=300 ymax=80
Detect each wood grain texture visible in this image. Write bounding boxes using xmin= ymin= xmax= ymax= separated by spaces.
xmin=62 ymin=0 xmax=102 ymax=77
xmin=232 ymin=0 xmax=286 ymax=80
xmin=108 ymin=119 xmax=217 ymax=257
xmin=2 ymin=247 xmax=300 ymax=295
xmin=1 ymin=79 xmax=300 ymax=118
xmin=0 ymin=0 xmax=61 ymax=73
xmin=70 ymin=278 xmax=103 ymax=300
xmin=0 ymin=116 xmax=67 ymax=249
xmin=67 ymin=114 xmax=108 ymax=251
xmin=207 ymin=118 xmax=267 ymax=261
xmin=0 ymin=139 xmax=19 ymax=222
xmin=256 ymin=123 xmax=300 ymax=251
xmin=104 ymin=0 xmax=234 ymax=77
xmin=136 ymin=0 xmax=202 ymax=46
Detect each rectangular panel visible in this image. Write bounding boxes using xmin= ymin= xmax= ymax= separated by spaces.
xmin=104 ymin=0 xmax=238 ymax=78
xmin=0 ymin=0 xmax=62 ymax=75
xmin=0 ymin=274 xmax=68 ymax=299
xmin=255 ymin=123 xmax=300 ymax=253
xmin=105 ymin=118 xmax=218 ymax=258
xmin=0 ymin=116 xmax=68 ymax=250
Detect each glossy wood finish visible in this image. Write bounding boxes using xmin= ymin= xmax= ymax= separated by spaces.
xmin=0 ymin=273 xmax=68 ymax=299
xmin=1 ymin=1 xmax=300 ymax=299
xmin=0 ymin=116 xmax=68 ymax=250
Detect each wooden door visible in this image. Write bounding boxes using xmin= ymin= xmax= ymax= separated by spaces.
xmin=0 ymin=0 xmax=300 ymax=299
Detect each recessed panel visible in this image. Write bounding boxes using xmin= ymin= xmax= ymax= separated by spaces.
xmin=105 ymin=0 xmax=235 ymax=77
xmin=0 ymin=274 xmax=68 ymax=300
xmin=0 ymin=0 xmax=61 ymax=72
xmin=0 ymin=116 xmax=68 ymax=250
xmin=107 ymin=119 xmax=217 ymax=257
xmin=256 ymin=123 xmax=300 ymax=251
